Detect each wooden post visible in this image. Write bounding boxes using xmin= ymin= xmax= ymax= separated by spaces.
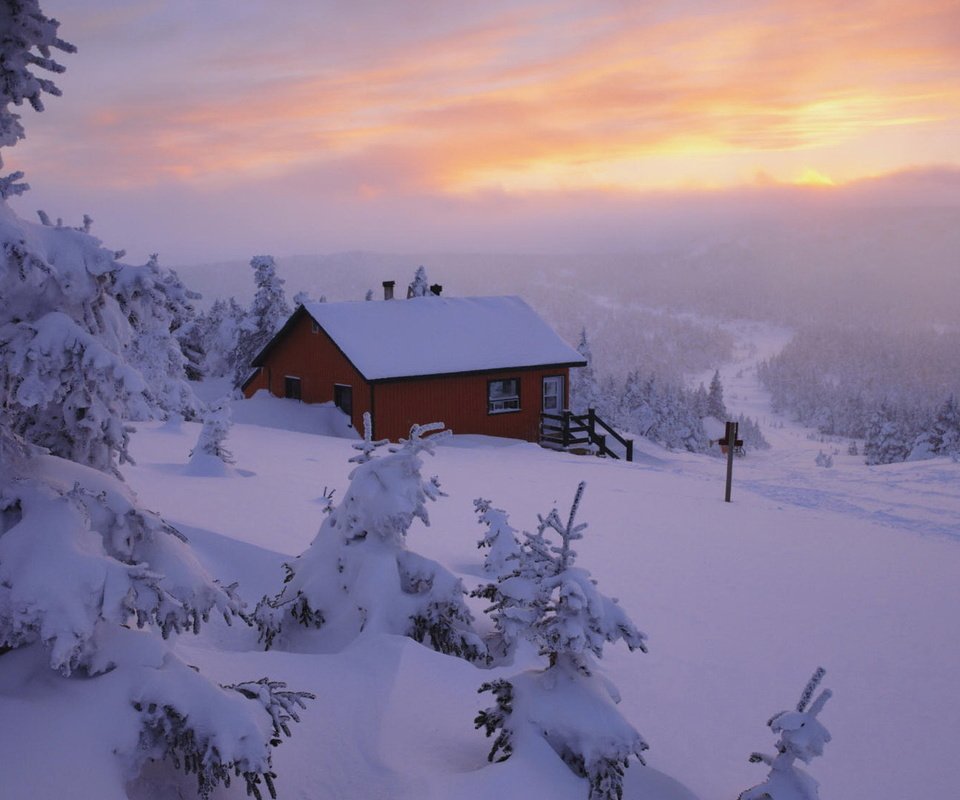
xmin=626 ymin=439 xmax=633 ymax=463
xmin=724 ymin=420 xmax=738 ymax=502
xmin=597 ymin=433 xmax=606 ymax=457
xmin=562 ymin=410 xmax=570 ymax=449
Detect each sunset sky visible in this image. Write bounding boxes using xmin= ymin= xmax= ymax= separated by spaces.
xmin=6 ymin=0 xmax=960 ymax=263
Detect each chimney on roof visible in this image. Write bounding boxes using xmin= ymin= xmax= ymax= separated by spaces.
xmin=383 ymin=280 xmax=395 ymax=300
xmin=429 ymin=283 xmax=443 ymax=296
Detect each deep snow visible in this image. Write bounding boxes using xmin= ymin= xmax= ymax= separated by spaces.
xmin=3 ymin=321 xmax=959 ymax=800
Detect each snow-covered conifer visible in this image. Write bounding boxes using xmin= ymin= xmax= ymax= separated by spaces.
xmin=475 ymin=483 xmax=648 ymax=800
xmin=814 ymin=450 xmax=833 ymax=468
xmin=864 ymin=402 xmax=912 ymax=465
xmin=407 ymin=265 xmax=430 ymax=297
xmin=254 ymin=422 xmax=485 ymax=661
xmin=570 ymin=328 xmax=600 ymax=415
xmin=0 ymin=0 xmax=75 ymax=161
xmin=233 ymin=255 xmax=291 ymax=386
xmin=195 ymin=296 xmax=246 ymax=378
xmin=0 ymin=12 xmax=312 ymax=791
xmin=112 ymin=252 xmax=202 ymax=420
xmin=187 ymin=397 xmax=235 ymax=473
xmin=738 ymin=414 xmax=771 ymax=451
xmin=739 ymin=667 xmax=833 ymax=800
xmin=707 ymin=370 xmax=727 ymax=419
xmin=473 ymin=498 xmax=522 ymax=578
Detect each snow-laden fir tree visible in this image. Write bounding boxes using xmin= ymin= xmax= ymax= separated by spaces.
xmin=910 ymin=394 xmax=960 ymax=461
xmin=864 ymin=402 xmax=912 ymax=465
xmin=739 ymin=667 xmax=833 ymax=800
xmin=195 ymin=296 xmax=246 ymax=378
xmin=738 ymin=414 xmax=771 ymax=451
xmin=570 ymin=328 xmax=600 ymax=415
xmin=112 ymin=252 xmax=202 ymax=420
xmin=186 ymin=396 xmax=235 ymax=474
xmin=233 ymin=254 xmax=291 ymax=387
xmin=407 ymin=264 xmax=430 ymax=297
xmin=0 ymin=11 xmax=311 ymax=795
xmin=0 ymin=0 xmax=75 ymax=180
xmin=707 ymin=370 xmax=727 ymax=419
xmin=475 ymin=482 xmax=648 ymax=800
xmin=254 ymin=422 xmax=485 ymax=661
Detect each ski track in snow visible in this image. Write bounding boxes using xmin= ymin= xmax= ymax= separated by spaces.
xmin=697 ymin=319 xmax=960 ymax=542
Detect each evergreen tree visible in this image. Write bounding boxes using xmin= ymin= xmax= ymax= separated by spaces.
xmin=0 ymin=0 xmax=75 ymax=169
xmin=254 ymin=422 xmax=485 ymax=661
xmin=233 ymin=255 xmax=291 ymax=387
xmin=407 ymin=265 xmax=430 ymax=297
xmin=740 ymin=668 xmax=833 ymax=800
xmin=475 ymin=483 xmax=648 ymax=800
xmin=570 ymin=328 xmax=600 ymax=415
xmin=0 ymin=10 xmax=312 ymax=793
xmin=188 ymin=397 xmax=235 ymax=466
xmin=864 ymin=402 xmax=912 ymax=465
xmin=707 ymin=369 xmax=727 ymax=419
xmin=113 ymin=252 xmax=202 ymax=420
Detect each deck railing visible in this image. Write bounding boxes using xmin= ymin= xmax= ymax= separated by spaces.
xmin=540 ymin=408 xmax=634 ymax=462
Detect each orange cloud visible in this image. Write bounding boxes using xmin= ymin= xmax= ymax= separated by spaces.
xmin=15 ymin=0 xmax=960 ymax=197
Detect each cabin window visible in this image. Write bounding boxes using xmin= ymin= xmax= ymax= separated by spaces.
xmin=284 ymin=376 xmax=302 ymax=401
xmin=311 ymin=320 xmax=320 ymax=334
xmin=488 ymin=378 xmax=520 ymax=414
xmin=334 ymin=384 xmax=353 ymax=419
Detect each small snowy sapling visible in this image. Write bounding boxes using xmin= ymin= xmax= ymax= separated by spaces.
xmin=739 ymin=667 xmax=833 ymax=800
xmin=254 ymin=422 xmax=486 ymax=661
xmin=475 ymin=482 xmax=648 ymax=800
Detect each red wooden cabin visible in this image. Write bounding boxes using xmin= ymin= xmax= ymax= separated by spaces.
xmin=242 ymin=294 xmax=586 ymax=443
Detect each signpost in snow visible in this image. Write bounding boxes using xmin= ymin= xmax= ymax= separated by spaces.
xmin=720 ymin=420 xmax=742 ymax=502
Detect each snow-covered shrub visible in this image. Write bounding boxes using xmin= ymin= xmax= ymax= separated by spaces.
xmin=254 ymin=422 xmax=486 ymax=661
xmin=475 ymin=482 xmax=648 ymax=800
xmin=814 ymin=450 xmax=833 ymax=469
xmin=739 ymin=667 xmax=833 ymax=800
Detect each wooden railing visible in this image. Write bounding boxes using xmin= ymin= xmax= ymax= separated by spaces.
xmin=540 ymin=408 xmax=634 ymax=462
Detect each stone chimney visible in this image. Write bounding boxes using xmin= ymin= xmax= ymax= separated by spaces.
xmin=382 ymin=280 xmax=395 ymax=300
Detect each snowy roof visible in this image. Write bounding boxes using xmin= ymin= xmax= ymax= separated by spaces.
xmin=266 ymin=296 xmax=585 ymax=381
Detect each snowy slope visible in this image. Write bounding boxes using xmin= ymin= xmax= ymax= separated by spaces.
xmin=3 ymin=349 xmax=958 ymax=800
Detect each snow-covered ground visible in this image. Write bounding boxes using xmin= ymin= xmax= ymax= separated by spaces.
xmin=4 ymin=322 xmax=959 ymax=800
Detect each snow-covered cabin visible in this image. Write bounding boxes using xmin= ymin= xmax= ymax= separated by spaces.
xmin=242 ymin=295 xmax=586 ymax=442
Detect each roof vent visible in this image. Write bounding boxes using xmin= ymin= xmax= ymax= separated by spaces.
xmin=429 ymin=283 xmax=443 ymax=296
xmin=382 ymin=280 xmax=395 ymax=300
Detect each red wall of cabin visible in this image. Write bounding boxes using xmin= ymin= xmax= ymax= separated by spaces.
xmin=244 ymin=311 xmax=571 ymax=443
xmin=242 ymin=312 xmax=370 ymax=432
xmin=372 ymin=367 xmax=569 ymax=443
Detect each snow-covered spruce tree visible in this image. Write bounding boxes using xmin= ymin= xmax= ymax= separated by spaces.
xmin=475 ymin=482 xmax=648 ymax=800
xmin=233 ymin=254 xmax=291 ymax=387
xmin=863 ymin=402 xmax=912 ymax=465
xmin=910 ymin=394 xmax=960 ymax=461
xmin=186 ymin=396 xmax=235 ymax=474
xmin=0 ymin=0 xmax=75 ymax=178
xmin=738 ymin=414 xmax=771 ymax=452
xmin=112 ymin=252 xmax=202 ymax=420
xmin=707 ymin=369 xmax=727 ymax=419
xmin=739 ymin=667 xmax=833 ymax=800
xmin=0 ymin=9 xmax=312 ymax=794
xmin=570 ymin=328 xmax=600 ymax=415
xmin=407 ymin=264 xmax=430 ymax=297
xmin=196 ymin=296 xmax=246 ymax=378
xmin=254 ymin=422 xmax=486 ymax=661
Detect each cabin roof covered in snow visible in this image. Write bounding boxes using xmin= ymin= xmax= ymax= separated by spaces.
xmin=253 ymin=296 xmax=585 ymax=381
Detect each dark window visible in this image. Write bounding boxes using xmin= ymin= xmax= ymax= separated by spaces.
xmin=284 ymin=376 xmax=302 ymax=401
xmin=488 ymin=378 xmax=520 ymax=414
xmin=311 ymin=320 xmax=319 ymax=333
xmin=334 ymin=384 xmax=353 ymax=419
